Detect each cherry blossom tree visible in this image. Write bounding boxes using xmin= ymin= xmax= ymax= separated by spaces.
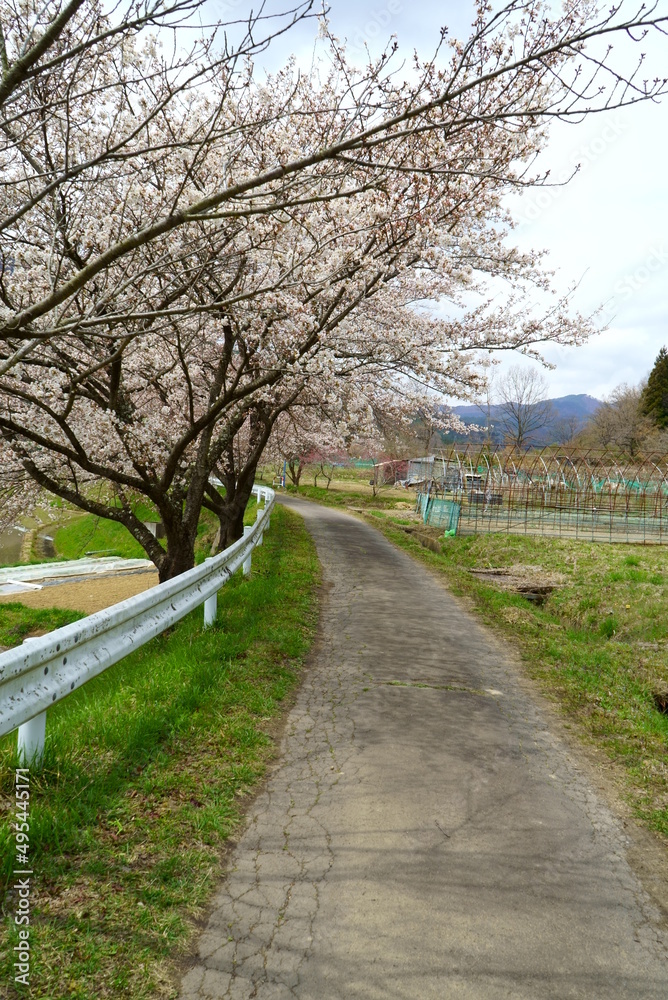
xmin=0 ymin=0 xmax=318 ymax=369
xmin=0 ymin=1 xmax=667 ymax=578
xmin=2 ymin=1 xmax=667 ymax=348
xmin=265 ymin=389 xmax=382 ymax=487
xmin=265 ymin=411 xmax=343 ymax=488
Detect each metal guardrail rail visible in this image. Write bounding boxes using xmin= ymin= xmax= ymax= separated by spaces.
xmin=0 ymin=485 xmax=275 ymax=762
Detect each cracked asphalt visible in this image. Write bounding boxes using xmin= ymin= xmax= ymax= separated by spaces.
xmin=179 ymin=498 xmax=668 ymax=999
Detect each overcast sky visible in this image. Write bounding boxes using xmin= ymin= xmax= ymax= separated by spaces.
xmin=204 ymin=0 xmax=668 ymax=401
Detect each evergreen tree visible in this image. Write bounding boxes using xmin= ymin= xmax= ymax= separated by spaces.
xmin=641 ymin=347 xmax=668 ymax=428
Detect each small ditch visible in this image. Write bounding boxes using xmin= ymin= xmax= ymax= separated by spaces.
xmin=34 ymin=531 xmax=56 ymax=559
xmin=514 ymin=584 xmax=557 ymax=607
xmin=469 ymin=566 xmax=565 ymax=606
xmin=653 ymin=688 xmax=668 ymax=715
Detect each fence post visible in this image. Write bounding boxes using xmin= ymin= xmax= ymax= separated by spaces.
xmin=17 ymin=712 xmax=46 ymax=766
xmin=203 ymin=558 xmax=217 ymax=627
xmin=243 ymin=525 xmax=253 ymax=575
xmin=17 ymin=637 xmax=46 ymax=765
xmin=254 ymin=506 xmax=264 ymax=547
xmin=203 ymin=593 xmax=217 ymax=628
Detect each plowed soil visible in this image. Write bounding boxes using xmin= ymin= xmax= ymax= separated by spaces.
xmin=0 ymin=569 xmax=159 ymax=615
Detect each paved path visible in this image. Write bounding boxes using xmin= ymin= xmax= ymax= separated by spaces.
xmin=180 ymin=499 xmax=668 ymax=999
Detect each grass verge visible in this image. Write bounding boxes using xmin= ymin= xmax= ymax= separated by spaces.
xmin=0 ymin=504 xmax=319 ymax=998
xmin=289 ymin=482 xmax=668 ymax=844
xmin=22 ymin=492 xmax=228 ymax=564
xmin=284 ymin=482 xmax=408 ymax=509
xmin=51 ymin=502 xmax=225 ymax=564
xmin=0 ymin=605 xmax=84 ymax=648
xmin=53 ymin=506 xmax=227 ymax=563
xmin=53 ymin=514 xmax=149 ymax=561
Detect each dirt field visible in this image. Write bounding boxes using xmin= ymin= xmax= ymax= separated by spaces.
xmin=0 ymin=569 xmax=159 ymax=615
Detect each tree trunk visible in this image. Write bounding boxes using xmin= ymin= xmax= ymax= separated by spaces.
xmin=287 ymin=457 xmax=303 ymax=486
xmin=218 ymin=501 xmax=246 ymax=550
xmin=157 ymin=532 xmax=197 ymax=583
xmin=156 ymin=504 xmax=200 ymax=582
xmin=207 ymin=405 xmax=277 ymax=551
xmin=210 ymin=469 xmax=258 ymax=552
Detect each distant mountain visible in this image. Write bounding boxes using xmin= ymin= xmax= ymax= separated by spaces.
xmin=444 ymin=394 xmax=601 ymax=447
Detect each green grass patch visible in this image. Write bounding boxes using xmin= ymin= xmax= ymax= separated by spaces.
xmin=286 ymin=481 xmax=412 ymax=510
xmin=0 ymin=504 xmax=319 ymax=998
xmin=0 ymin=605 xmax=84 ymax=648
xmin=290 ymin=482 xmax=668 ymax=844
xmin=53 ymin=514 xmax=149 ymax=561
xmin=50 ymin=501 xmax=227 ymax=564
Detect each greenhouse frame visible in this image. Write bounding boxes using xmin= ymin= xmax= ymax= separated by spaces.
xmin=413 ymin=448 xmax=668 ymax=543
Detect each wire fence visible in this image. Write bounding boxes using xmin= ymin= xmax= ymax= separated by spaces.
xmin=414 ymin=448 xmax=668 ymax=543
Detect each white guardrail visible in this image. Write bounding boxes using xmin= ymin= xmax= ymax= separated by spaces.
xmin=0 ymin=485 xmax=275 ymax=763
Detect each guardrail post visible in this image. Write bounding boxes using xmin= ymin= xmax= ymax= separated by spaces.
xmin=203 ymin=592 xmax=217 ymax=628
xmin=203 ymin=558 xmax=217 ymax=628
xmin=243 ymin=525 xmax=253 ymax=575
xmin=17 ymin=712 xmax=46 ymax=766
xmin=17 ymin=637 xmax=46 ymax=765
xmin=254 ymin=506 xmax=264 ymax=547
